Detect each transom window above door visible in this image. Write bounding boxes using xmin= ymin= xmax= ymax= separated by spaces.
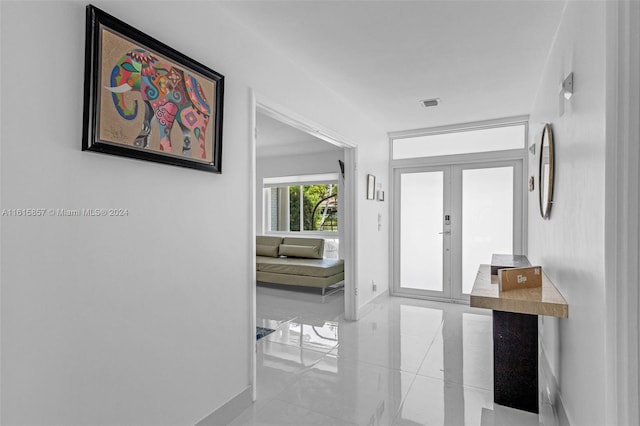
xmin=392 ymin=123 xmax=525 ymax=159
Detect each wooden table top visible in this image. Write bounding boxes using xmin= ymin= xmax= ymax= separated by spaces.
xmin=470 ymin=264 xmax=568 ymax=318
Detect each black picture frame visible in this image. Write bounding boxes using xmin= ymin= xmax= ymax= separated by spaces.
xmin=82 ymin=5 xmax=224 ymax=173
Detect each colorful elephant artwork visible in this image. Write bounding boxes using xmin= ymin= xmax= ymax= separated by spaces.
xmin=105 ymin=49 xmax=211 ymax=159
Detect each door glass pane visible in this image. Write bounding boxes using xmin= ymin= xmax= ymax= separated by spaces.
xmin=401 ymin=171 xmax=443 ymax=291
xmin=461 ymin=167 xmax=513 ymax=294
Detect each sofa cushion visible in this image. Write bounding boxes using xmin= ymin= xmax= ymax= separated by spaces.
xmin=257 ymin=270 xmax=344 ymax=288
xmin=278 ymin=244 xmax=320 ymax=259
xmin=256 ymin=236 xmax=282 ymax=257
xmin=281 ymin=237 xmax=324 ymax=259
xmin=256 ymin=235 xmax=283 ymax=246
xmin=256 ymin=256 xmax=344 ymax=278
xmin=256 ymin=244 xmax=279 ymax=257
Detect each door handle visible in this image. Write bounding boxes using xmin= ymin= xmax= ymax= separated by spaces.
xmin=438 ymin=231 xmax=451 ymax=235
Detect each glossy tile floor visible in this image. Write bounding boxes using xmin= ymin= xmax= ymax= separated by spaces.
xmin=230 ymin=286 xmax=550 ymax=425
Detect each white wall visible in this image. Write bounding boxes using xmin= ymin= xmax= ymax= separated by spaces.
xmin=256 ymin=150 xmax=344 ymax=235
xmin=0 ymin=1 xmax=388 ymax=424
xmin=528 ymin=2 xmax=607 ymax=425
xmin=356 ymin=140 xmax=390 ymax=306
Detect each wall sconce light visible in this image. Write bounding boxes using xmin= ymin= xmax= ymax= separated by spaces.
xmin=562 ymin=72 xmax=574 ymax=100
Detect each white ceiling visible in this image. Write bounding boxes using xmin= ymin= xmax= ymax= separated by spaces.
xmin=220 ymin=0 xmax=566 ymax=135
xmin=256 ymin=112 xmax=343 ymax=158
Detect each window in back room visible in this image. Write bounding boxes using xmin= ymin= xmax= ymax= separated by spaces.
xmin=263 ymin=174 xmax=339 ymax=258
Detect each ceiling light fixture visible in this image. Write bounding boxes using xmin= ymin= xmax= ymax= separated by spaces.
xmin=420 ymin=98 xmax=440 ymax=108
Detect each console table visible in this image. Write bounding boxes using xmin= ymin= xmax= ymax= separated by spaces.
xmin=470 ymin=264 xmax=568 ymax=413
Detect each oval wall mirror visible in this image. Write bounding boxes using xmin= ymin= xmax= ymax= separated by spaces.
xmin=539 ymin=123 xmax=555 ymax=219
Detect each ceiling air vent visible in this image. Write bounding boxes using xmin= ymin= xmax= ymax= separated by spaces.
xmin=420 ymin=98 xmax=440 ymax=108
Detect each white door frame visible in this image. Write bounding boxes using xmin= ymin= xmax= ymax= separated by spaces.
xmin=449 ymin=159 xmax=524 ymax=300
xmin=249 ymin=91 xmax=359 ymax=401
xmin=391 ymin=157 xmax=524 ymax=302
xmin=392 ymin=164 xmax=452 ymax=301
xmin=389 ymin=116 xmax=528 ymax=304
xmin=604 ymin=1 xmax=639 ymax=424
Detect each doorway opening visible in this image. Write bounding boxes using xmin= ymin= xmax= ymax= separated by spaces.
xmin=250 ymin=94 xmax=358 ymax=401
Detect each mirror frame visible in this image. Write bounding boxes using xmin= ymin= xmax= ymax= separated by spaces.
xmin=539 ymin=123 xmax=555 ymax=219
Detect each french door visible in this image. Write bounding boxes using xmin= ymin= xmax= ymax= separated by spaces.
xmin=392 ymin=160 xmax=523 ymax=302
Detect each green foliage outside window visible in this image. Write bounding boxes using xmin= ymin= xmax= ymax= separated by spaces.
xmin=289 ymin=186 xmax=300 ymax=231
xmin=287 ymin=184 xmax=338 ymax=232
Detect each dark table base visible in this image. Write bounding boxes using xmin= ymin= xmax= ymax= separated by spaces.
xmin=493 ymin=310 xmax=539 ymax=413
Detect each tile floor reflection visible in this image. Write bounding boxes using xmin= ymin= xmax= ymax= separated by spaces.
xmin=230 ymin=286 xmax=549 ymax=425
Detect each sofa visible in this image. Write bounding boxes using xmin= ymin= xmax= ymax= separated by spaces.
xmin=256 ymin=236 xmax=345 ymax=294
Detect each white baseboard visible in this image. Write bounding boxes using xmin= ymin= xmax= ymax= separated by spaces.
xmin=539 ymin=348 xmax=570 ymax=426
xmin=356 ymin=288 xmax=390 ymax=319
xmin=195 ymin=386 xmax=253 ymax=426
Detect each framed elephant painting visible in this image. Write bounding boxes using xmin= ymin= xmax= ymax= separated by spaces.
xmin=82 ymin=5 xmax=224 ymax=173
